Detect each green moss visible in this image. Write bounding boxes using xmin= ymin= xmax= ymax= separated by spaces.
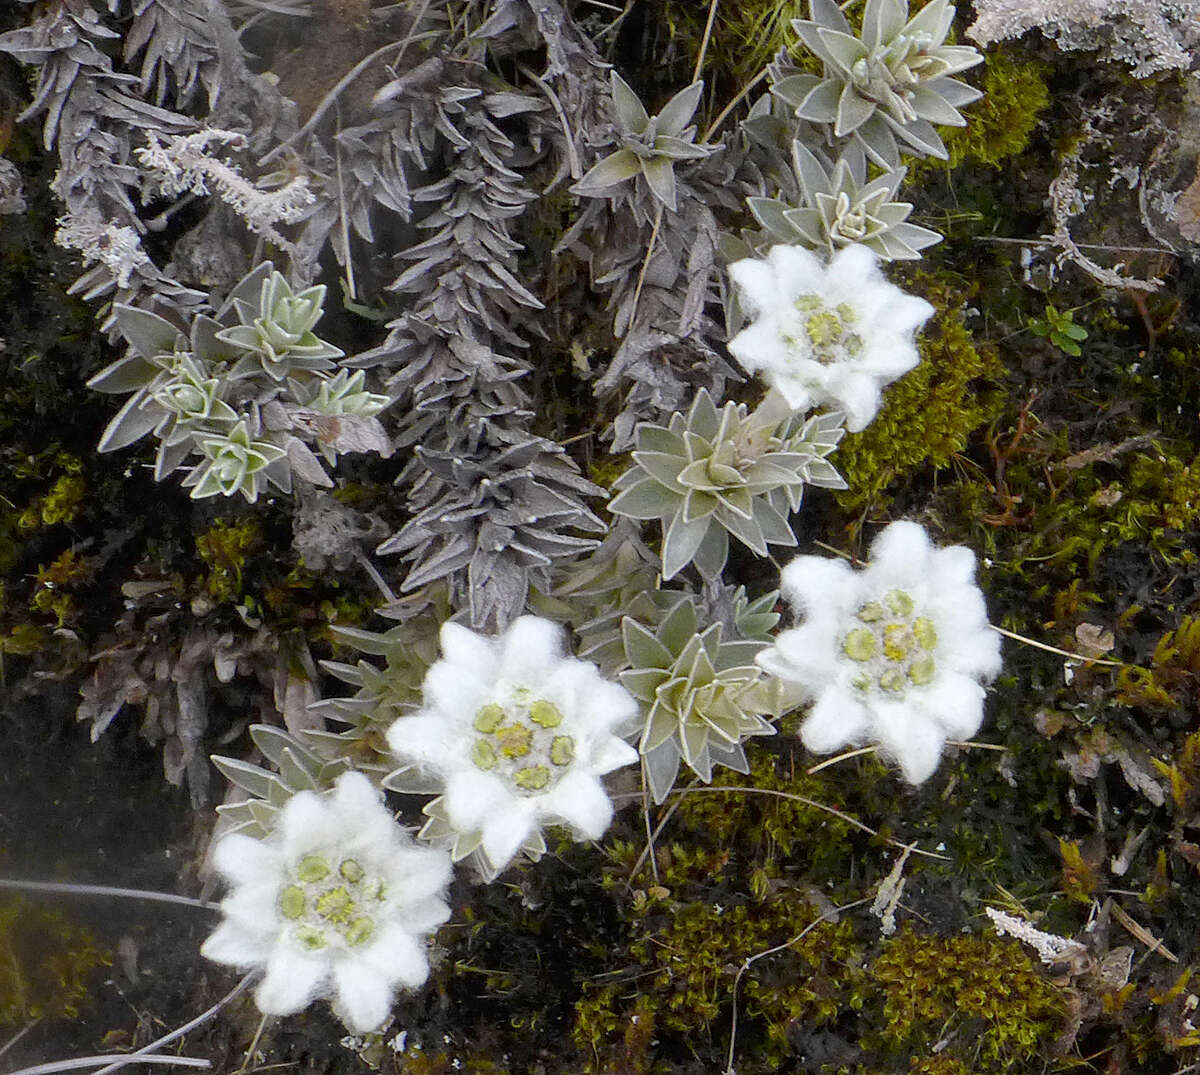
xmin=194 ymin=517 xmax=264 ymax=603
xmin=572 ymin=889 xmax=862 ymax=1071
xmin=869 ymin=927 xmax=1063 ymax=1071
xmin=944 ymin=50 xmax=1051 ymax=169
xmin=833 ymin=272 xmax=1005 ymax=520
xmin=0 ymin=896 xmax=109 ymax=1026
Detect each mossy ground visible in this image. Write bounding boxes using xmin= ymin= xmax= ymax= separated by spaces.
xmin=4 ymin=8 xmax=1200 ymax=1075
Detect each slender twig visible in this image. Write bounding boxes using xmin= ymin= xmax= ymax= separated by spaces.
xmin=616 ymin=785 xmax=950 ymax=860
xmin=90 ymin=973 xmax=259 ymax=1075
xmin=989 ymin=624 xmax=1124 ymax=667
xmin=806 ymin=745 xmax=878 ymax=774
xmin=701 ymin=69 xmax=765 ymax=143
xmin=692 ymin=0 xmax=720 ymax=83
xmin=0 ymin=1019 xmax=41 ymax=1062
xmin=521 ymin=66 xmax=581 ymax=181
xmin=639 ymin=758 xmax=662 ymax=886
xmin=259 ymin=6 xmax=436 ymax=167
xmin=8 ymin=1057 xmax=210 ymax=1075
xmin=724 ymin=896 xmax=874 ymax=1074
xmin=235 ymin=1012 xmax=272 ymax=1075
xmin=628 ymin=203 xmax=664 ymax=330
xmin=0 ymin=879 xmax=211 ymax=909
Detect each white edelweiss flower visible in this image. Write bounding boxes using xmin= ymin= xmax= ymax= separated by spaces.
xmin=200 ymin=771 xmax=452 ymax=1033
xmin=727 ymin=243 xmax=934 ymax=433
xmin=756 ymin=521 xmax=1002 ymax=784
xmin=385 ymin=615 xmax=640 ymax=881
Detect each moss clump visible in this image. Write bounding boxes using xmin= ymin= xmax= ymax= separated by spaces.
xmin=869 ymin=927 xmax=1064 ymax=1071
xmin=834 ymin=272 xmax=1005 ymax=519
xmin=944 ymin=50 xmax=1050 ymax=169
xmin=194 ymin=517 xmax=264 ymax=603
xmin=0 ymin=896 xmax=109 ymax=1026
xmin=572 ymin=889 xmax=862 ymax=1071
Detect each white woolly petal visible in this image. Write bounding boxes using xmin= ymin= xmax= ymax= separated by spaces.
xmin=871 ymin=701 xmax=946 ymax=785
xmin=587 ymin=734 xmax=640 ymax=774
xmin=200 ymin=919 xmax=274 ymax=968
xmin=357 ymin=921 xmax=433 ymax=988
xmin=211 ymin=833 xmax=283 ymax=888
xmin=757 ymin=624 xmax=839 ymax=689
xmin=728 ymin=256 xmax=784 ymax=314
xmin=767 ymin=242 xmax=824 ymax=296
xmin=439 ymin=621 xmax=498 ymax=676
xmin=329 ymin=772 xmax=396 ymax=854
xmin=885 ymin=292 xmax=935 ymax=335
xmin=539 ymin=771 xmax=614 ymax=839
xmin=857 ymin=336 xmax=921 ymax=379
xmin=829 ymin=372 xmax=883 ymax=433
xmin=497 ymin=615 xmax=567 ymax=686
xmin=331 ymin=959 xmax=394 ymax=1033
xmin=551 ymin=663 xmax=638 ymax=735
xmin=278 ymin=790 xmax=338 ymax=859
xmin=382 ymin=845 xmax=453 ymax=905
xmin=801 ymin=688 xmax=872 ymax=754
xmin=443 ymin=768 xmax=517 ymax=832
xmin=930 ymin=543 xmax=980 ymax=589
xmin=479 ymin=807 xmax=536 ymax=875
xmin=421 ymin=659 xmax=490 ymax=721
xmin=866 ymin=520 xmax=934 ymax=581
xmin=255 ymin=945 xmax=329 ymax=1016
xmin=780 ymin=555 xmax=857 ymax=616
xmin=918 ymin=671 xmax=988 ymax=740
xmin=386 ymin=712 xmax=463 ymax=769
xmin=401 ymin=895 xmax=452 ymax=936
xmin=219 ymin=880 xmax=281 ymax=934
xmin=727 ymin=319 xmax=796 ymax=375
xmin=938 ymin=622 xmax=1003 ymax=681
xmin=823 ymin=242 xmax=880 ymax=292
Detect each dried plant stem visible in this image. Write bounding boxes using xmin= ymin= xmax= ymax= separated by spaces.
xmin=989 ymin=624 xmax=1124 ymax=667
xmin=806 ymin=745 xmax=878 ymax=773
xmin=0 ymin=879 xmax=211 ymax=909
xmin=628 ymin=203 xmax=663 ymax=331
xmin=0 ymin=1020 xmax=41 ymax=1063
xmin=649 ymin=785 xmax=949 ymax=860
xmin=259 ymin=7 xmax=436 ymax=167
xmin=702 ymin=68 xmax=765 ymax=143
xmin=9 ymin=1057 xmax=210 ymax=1075
xmin=692 ymin=0 xmax=720 ymax=83
xmin=724 ymin=896 xmax=874 ymax=1075
xmin=90 ymin=973 xmax=259 ymax=1075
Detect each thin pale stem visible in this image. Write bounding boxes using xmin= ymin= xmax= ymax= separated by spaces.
xmin=8 ymin=1056 xmax=209 ymax=1075
xmin=692 ymin=0 xmax=719 ymax=83
xmin=989 ymin=624 xmax=1124 ymax=667
xmin=90 ymin=974 xmax=258 ymax=1075
xmin=259 ymin=9 xmax=437 ymax=167
xmin=724 ymin=896 xmax=873 ymax=1074
xmin=0 ymin=879 xmax=211 ymax=910
xmin=806 ymin=745 xmax=877 ymax=774
xmin=0 ymin=1019 xmax=41 ymax=1062
xmin=655 ymin=786 xmax=949 ymax=860
xmin=628 ymin=203 xmax=664 ymax=331
xmin=702 ymin=68 xmax=765 ymax=143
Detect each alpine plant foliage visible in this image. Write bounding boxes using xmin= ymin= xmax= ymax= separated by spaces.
xmin=0 ymin=0 xmax=1022 ymax=1050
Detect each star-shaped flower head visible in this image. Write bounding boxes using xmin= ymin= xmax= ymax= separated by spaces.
xmin=756 ymin=521 xmax=1002 ymax=783
xmin=749 ymin=142 xmax=941 ymax=261
xmin=773 ymin=0 xmax=983 ymax=166
xmin=200 ymin=771 xmax=452 ymax=1033
xmin=572 ymin=72 xmax=716 ymax=212
xmin=727 ymin=243 xmax=934 ymax=432
xmin=385 ymin=616 xmax=639 ymax=881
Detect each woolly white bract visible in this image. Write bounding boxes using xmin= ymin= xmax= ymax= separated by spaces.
xmin=727 ymin=243 xmax=933 ymax=432
xmin=200 ymin=771 xmax=451 ymax=1033
xmin=385 ymin=616 xmax=639 ymax=881
xmin=756 ymin=521 xmax=1001 ymax=783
